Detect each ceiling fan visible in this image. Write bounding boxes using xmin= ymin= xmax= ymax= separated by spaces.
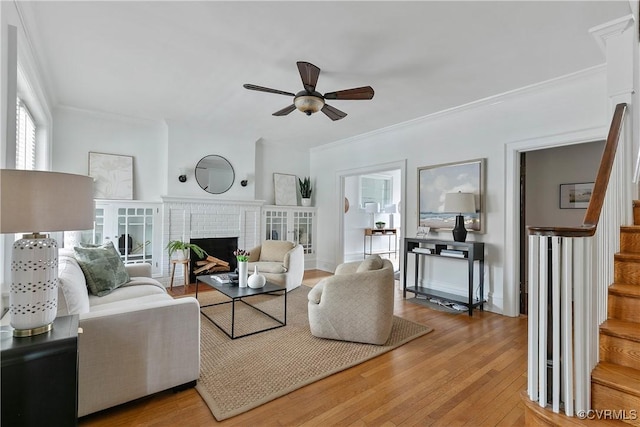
xmin=243 ymin=61 xmax=374 ymax=121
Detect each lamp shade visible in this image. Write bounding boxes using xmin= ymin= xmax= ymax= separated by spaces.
xmin=0 ymin=169 xmax=95 ymax=234
xmin=1 ymin=169 xmax=94 ymax=337
xmin=294 ymin=95 xmax=325 ymax=115
xmin=444 ymin=192 xmax=475 ymax=214
xmin=383 ymin=203 xmax=397 ymax=214
xmin=365 ymin=202 xmax=380 ymax=214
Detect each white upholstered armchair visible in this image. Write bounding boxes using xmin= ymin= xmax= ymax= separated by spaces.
xmin=247 ymin=240 xmax=304 ymax=292
xmin=307 ymin=256 xmax=395 ymax=345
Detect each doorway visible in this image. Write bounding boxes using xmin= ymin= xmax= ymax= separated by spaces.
xmin=338 ymin=161 xmax=406 ymax=270
xmin=518 ymin=140 xmax=606 ymax=315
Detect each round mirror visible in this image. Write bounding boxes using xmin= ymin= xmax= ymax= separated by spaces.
xmin=195 ymin=155 xmax=235 ymax=194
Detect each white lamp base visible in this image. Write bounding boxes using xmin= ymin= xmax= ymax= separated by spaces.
xmin=10 ymin=236 xmax=58 ymax=337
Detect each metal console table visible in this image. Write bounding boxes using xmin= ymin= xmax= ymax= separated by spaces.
xmin=403 ymin=238 xmax=485 ymax=316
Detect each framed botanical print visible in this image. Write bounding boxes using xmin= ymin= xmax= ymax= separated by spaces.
xmin=89 ymin=152 xmax=133 ymax=199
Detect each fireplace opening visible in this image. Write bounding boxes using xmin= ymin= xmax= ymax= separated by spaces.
xmin=189 ymin=237 xmax=238 ymax=283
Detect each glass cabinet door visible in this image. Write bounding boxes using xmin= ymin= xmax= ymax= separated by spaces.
xmin=293 ymin=210 xmax=314 ymax=254
xmin=265 ymin=210 xmax=288 ymax=241
xmin=117 ymin=207 xmax=154 ymax=264
xmin=78 ymin=207 xmax=104 ymax=245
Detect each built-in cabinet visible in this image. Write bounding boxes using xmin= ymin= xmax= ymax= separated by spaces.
xmin=262 ymin=206 xmax=316 ymax=268
xmin=79 ymin=202 xmax=161 ymax=276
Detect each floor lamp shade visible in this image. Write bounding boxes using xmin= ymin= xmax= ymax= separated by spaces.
xmin=444 ymin=192 xmax=475 ymax=242
xmin=0 ymin=170 xmax=94 ymax=336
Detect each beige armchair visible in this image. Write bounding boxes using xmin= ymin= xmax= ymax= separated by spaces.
xmin=307 ymin=256 xmax=395 ymax=345
xmin=247 ymin=240 xmax=304 ymax=292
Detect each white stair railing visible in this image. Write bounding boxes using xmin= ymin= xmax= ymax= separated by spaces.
xmin=526 ymin=103 xmax=628 ymax=417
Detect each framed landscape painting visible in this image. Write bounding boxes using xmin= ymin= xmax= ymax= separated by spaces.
xmin=89 ymin=152 xmax=133 ymax=199
xmin=418 ymin=158 xmax=485 ymax=232
xmin=559 ymin=182 xmax=594 ymax=209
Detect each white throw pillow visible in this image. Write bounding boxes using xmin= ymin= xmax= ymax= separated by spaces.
xmin=356 ymin=254 xmax=384 ymax=272
xmin=57 ymin=254 xmax=90 ymax=316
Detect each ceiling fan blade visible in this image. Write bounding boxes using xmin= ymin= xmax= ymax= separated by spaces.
xmin=324 ymin=86 xmax=375 ymax=100
xmin=297 ymin=61 xmax=320 ymax=92
xmin=321 ymin=104 xmax=347 ymax=121
xmin=273 ymin=104 xmax=296 ymax=116
xmin=243 ymin=84 xmax=295 ymax=97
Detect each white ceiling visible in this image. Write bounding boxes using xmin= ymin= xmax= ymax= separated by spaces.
xmin=18 ymin=1 xmax=631 ymax=149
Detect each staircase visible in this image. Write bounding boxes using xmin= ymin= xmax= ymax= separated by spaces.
xmin=590 ymin=201 xmax=640 ymax=426
xmin=523 ymin=203 xmax=640 ymax=426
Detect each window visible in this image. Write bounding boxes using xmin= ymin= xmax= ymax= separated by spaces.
xmin=15 ymin=98 xmax=36 ymax=170
xmin=359 ymin=174 xmax=393 ymax=209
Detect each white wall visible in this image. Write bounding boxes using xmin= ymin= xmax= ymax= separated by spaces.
xmin=52 ymin=108 xmax=310 ymax=203
xmin=311 ymin=67 xmax=609 ymax=316
xmin=53 ymin=107 xmax=166 ymax=201
xmin=526 ymin=140 xmax=605 ymax=228
xmin=255 ymin=141 xmax=310 ymax=205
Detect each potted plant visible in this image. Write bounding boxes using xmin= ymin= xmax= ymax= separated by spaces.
xmin=166 ymin=240 xmax=207 ymax=261
xmin=299 ymin=176 xmax=312 ymax=207
xmin=375 ymin=221 xmax=386 ymax=229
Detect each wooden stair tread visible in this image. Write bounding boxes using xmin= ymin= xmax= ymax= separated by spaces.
xmin=609 ymin=283 xmax=640 ymax=297
xmin=521 ymin=391 xmax=625 ymax=426
xmin=621 ymin=225 xmax=640 ymax=232
xmin=592 ymin=362 xmax=640 ymax=397
xmin=601 ymin=319 xmax=640 ymax=342
xmin=615 ymin=252 xmax=640 ymax=261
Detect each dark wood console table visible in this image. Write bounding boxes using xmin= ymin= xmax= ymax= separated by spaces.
xmin=403 ymin=238 xmax=485 ymax=316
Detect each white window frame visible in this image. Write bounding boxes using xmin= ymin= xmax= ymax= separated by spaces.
xmin=15 ymin=97 xmax=36 ymax=171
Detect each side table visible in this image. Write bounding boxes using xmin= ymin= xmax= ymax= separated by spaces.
xmin=1 ymin=314 xmax=80 ymax=426
xmin=363 ymin=228 xmax=398 ymax=258
xmin=170 ymin=259 xmax=190 ymax=290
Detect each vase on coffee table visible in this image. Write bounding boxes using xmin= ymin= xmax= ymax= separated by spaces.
xmin=238 ymin=261 xmax=248 ymax=288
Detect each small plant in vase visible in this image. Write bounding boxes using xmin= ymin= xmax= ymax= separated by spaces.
xmin=233 ymin=249 xmax=250 ymax=262
xmin=166 ymin=240 xmax=207 ymax=261
xmin=298 ymin=176 xmax=312 ymax=207
xmin=234 ymin=249 xmax=251 ymax=287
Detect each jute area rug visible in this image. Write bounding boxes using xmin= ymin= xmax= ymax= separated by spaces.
xmin=194 ymin=285 xmax=433 ymax=421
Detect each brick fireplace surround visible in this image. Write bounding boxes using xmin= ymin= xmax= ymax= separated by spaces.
xmin=161 ymin=197 xmax=263 ymax=282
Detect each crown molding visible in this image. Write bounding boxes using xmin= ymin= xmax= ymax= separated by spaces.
xmin=589 ymin=14 xmax=636 ymax=53
xmin=312 ymin=65 xmax=606 ymax=154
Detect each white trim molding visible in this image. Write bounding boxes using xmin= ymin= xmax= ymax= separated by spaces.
xmin=503 ymin=126 xmax=608 ymax=317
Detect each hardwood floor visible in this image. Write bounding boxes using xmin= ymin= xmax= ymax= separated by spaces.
xmin=79 ymin=271 xmax=528 ymax=426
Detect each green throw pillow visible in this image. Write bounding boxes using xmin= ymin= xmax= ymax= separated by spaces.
xmin=74 ymin=242 xmax=130 ymax=296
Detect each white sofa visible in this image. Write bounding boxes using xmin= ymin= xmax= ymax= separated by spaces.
xmin=57 ymin=249 xmax=200 ymax=417
xmin=247 ymin=240 xmax=304 ymax=292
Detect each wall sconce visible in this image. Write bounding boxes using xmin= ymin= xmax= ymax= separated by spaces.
xmin=178 ymin=168 xmax=187 ymax=183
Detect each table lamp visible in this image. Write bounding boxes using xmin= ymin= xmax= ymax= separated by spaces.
xmin=364 ymin=202 xmax=380 ymax=229
xmin=443 ymin=192 xmax=476 ymax=242
xmin=0 ymin=169 xmax=94 ymax=337
xmin=384 ymin=203 xmax=397 ymax=228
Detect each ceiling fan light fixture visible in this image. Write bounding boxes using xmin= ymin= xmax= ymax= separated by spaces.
xmin=294 ymin=95 xmax=324 ymax=116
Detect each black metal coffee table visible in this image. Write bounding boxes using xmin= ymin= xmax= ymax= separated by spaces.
xmin=195 ymin=275 xmax=287 ymax=339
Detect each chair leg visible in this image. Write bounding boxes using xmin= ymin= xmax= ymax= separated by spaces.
xmin=170 ymin=262 xmax=176 ymax=290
